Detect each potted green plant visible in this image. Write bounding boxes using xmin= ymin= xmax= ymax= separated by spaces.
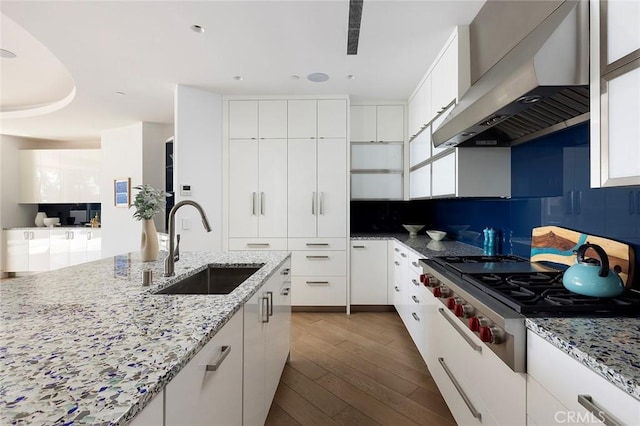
xmin=131 ymin=184 xmax=170 ymax=261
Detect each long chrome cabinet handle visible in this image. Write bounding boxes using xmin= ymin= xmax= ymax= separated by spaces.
xmin=306 ymin=255 xmax=329 ymax=259
xmin=266 ymin=291 xmax=273 ymax=316
xmin=352 ymin=245 xmax=365 ymax=249
xmin=312 ymin=192 xmax=316 ymax=215
xmin=320 ymin=192 xmax=324 ymax=215
xmin=252 ymin=192 xmax=257 ymax=215
xmin=205 ymin=345 xmax=231 ymax=371
xmin=261 ymin=297 xmax=270 ymax=323
xmin=438 ymin=357 xmax=482 ymax=420
xmin=438 ymin=308 xmax=482 ymax=352
xmin=577 ymin=395 xmax=622 ymax=426
xmin=260 ymin=192 xmax=265 ymax=215
xmin=247 ymin=243 xmax=270 ymax=247
xmin=306 ymin=281 xmax=330 ymax=286
xmin=306 ymin=243 xmax=329 ymax=247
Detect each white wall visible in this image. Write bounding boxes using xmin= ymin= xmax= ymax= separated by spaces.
xmin=100 ymin=122 xmax=172 ymax=258
xmin=0 ymin=135 xmax=99 ymax=274
xmin=174 ymin=85 xmax=222 ymax=251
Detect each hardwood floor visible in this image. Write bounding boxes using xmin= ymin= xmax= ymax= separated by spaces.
xmin=266 ymin=312 xmax=455 ymax=426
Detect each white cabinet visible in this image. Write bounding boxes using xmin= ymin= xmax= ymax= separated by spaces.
xmin=408 ymin=75 xmax=432 ymax=140
xmin=244 ymin=261 xmax=291 ymax=425
xmin=4 ymin=229 xmax=49 ymax=273
xmin=351 ymin=105 xmax=404 ymax=142
xmin=288 ymin=99 xmax=346 ymax=139
xmin=258 ymin=100 xmax=288 ymax=139
xmin=165 ymin=309 xmax=243 ymax=426
xmin=527 ymin=330 xmax=639 ymax=425
xmin=20 ymin=150 xmax=100 ymax=204
xmin=288 ymin=136 xmax=346 ymax=238
xmin=228 ymin=99 xmax=288 ymax=139
xmin=351 ymin=173 xmax=403 ymax=200
xmin=430 ymin=148 xmax=511 ymax=198
xmin=350 ymin=240 xmax=388 ymax=305
xmin=410 ymin=163 xmax=431 ymax=200
xmin=129 ymin=390 xmax=164 ymax=426
xmin=590 ymin=0 xmax=640 ymax=187
xmin=391 ymin=242 xmax=408 ymax=317
xmin=229 ymin=100 xmax=258 ymax=139
xmin=229 ymin=139 xmax=287 ymax=238
xmin=50 ymin=229 xmax=101 ymax=270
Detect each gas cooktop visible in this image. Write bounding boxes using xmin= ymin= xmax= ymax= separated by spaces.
xmin=434 ymin=255 xmax=561 ymax=275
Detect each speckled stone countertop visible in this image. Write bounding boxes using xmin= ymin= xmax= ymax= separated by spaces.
xmin=0 ymin=250 xmax=290 ymax=425
xmin=351 ymin=232 xmax=483 ymax=258
xmin=526 ymin=317 xmax=640 ymax=401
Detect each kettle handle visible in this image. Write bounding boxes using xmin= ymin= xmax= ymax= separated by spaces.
xmin=576 ymin=243 xmax=610 ymax=277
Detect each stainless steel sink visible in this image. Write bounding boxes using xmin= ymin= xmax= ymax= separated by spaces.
xmin=155 ymin=265 xmax=262 ymax=295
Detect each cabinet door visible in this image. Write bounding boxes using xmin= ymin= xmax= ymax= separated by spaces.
xmin=5 ymin=230 xmax=29 ymax=272
xmin=20 ymin=151 xmax=39 ymax=203
xmin=258 ymin=139 xmax=288 ymax=238
xmin=229 ymin=139 xmax=259 ymax=238
xmin=229 ymin=100 xmax=258 ymax=139
xmin=287 ymin=139 xmax=317 ymax=238
xmin=603 ymin=0 xmax=640 ymax=69
xmin=410 ymin=128 xmax=431 ymax=167
xmin=351 ymin=173 xmax=403 ymax=200
xmin=258 ymin=100 xmax=287 ymax=139
xmin=317 ymin=138 xmax=347 ymax=238
xmin=49 ymin=229 xmax=70 ymax=270
xmin=68 ymin=229 xmax=88 ymax=266
xmin=29 ymin=229 xmax=50 ymax=272
xmin=86 ymin=229 xmax=102 ymax=262
xmin=62 ymin=150 xmax=100 ymax=203
xmin=35 ymin=150 xmax=62 ymax=203
xmin=432 ymin=37 xmax=458 ymax=119
xmin=129 ymin=390 xmax=164 ymax=426
xmin=243 ymin=291 xmax=267 ymax=426
xmin=350 ymin=105 xmax=377 ymax=142
xmin=392 ymin=247 xmax=408 ymax=318
xmin=377 ymin=105 xmax=404 ymax=142
xmin=351 ymin=144 xmax=403 ymax=170
xmin=350 ymin=241 xmax=388 ymax=304
xmin=288 ymin=100 xmax=317 ymax=139
xmin=317 ymin=99 xmax=347 ymax=138
xmin=165 ymin=310 xmax=243 ymax=426
xmin=410 ymin=163 xmax=431 ymax=200
xmin=265 ymin=264 xmax=292 ymax=409
xmin=432 ymin=152 xmax=456 ymax=197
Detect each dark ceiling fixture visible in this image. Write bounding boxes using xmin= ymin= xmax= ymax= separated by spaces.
xmin=347 ymin=0 xmax=363 ymax=55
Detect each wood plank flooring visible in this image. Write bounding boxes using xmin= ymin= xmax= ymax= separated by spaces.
xmin=266 ymin=312 xmax=455 ymax=426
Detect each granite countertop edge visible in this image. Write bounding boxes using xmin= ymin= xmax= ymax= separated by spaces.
xmin=0 ymin=250 xmax=291 ymax=425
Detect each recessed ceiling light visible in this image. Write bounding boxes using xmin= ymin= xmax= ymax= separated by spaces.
xmin=347 ymin=74 xmax=356 ymax=80
xmin=115 ymin=91 xmax=126 ymax=95
xmin=0 ymin=49 xmax=17 ymax=59
xmin=290 ymin=75 xmax=300 ymax=80
xmin=233 ymin=76 xmax=243 ymax=81
xmin=307 ymin=73 xmax=329 ymax=83
xmin=191 ymin=25 xmax=205 ymax=34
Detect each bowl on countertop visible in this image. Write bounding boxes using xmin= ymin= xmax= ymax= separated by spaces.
xmin=427 ymin=230 xmax=446 ymax=241
xmin=43 ymin=217 xmax=60 ymax=227
xmin=402 ymin=224 xmax=425 ymax=237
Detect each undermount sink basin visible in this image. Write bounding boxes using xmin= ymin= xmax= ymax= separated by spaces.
xmin=155 ymin=265 xmax=262 ymax=295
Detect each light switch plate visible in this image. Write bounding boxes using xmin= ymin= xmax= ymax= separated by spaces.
xmin=181 ymin=218 xmax=191 ymax=230
xmin=180 ymin=184 xmax=192 ymax=196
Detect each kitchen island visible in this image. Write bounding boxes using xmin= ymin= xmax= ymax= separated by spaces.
xmin=0 ymin=250 xmax=290 ymax=425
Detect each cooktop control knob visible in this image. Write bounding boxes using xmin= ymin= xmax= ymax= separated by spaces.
xmin=454 ymin=303 xmax=474 ymax=318
xmin=446 ymin=297 xmax=462 ymax=310
xmin=468 ymin=316 xmax=488 ymax=332
xmin=420 ymin=273 xmax=428 ymax=284
xmin=479 ymin=325 xmax=502 ymax=344
xmin=432 ymin=286 xmax=445 ymax=298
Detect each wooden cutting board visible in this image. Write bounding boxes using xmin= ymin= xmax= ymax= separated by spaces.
xmin=530 ymin=226 xmax=634 ymax=288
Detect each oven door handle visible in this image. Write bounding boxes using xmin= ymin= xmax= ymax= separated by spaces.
xmin=439 ymin=357 xmax=482 ymax=420
xmin=439 ymin=308 xmax=482 ymax=352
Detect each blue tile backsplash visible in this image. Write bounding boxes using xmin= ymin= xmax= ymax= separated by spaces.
xmin=351 ymin=123 xmax=640 ymax=286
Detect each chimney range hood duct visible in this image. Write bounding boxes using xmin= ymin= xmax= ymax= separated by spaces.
xmin=432 ymin=0 xmax=589 ymax=148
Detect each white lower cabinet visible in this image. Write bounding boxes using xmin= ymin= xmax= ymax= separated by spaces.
xmin=527 ymin=330 xmax=640 ymax=425
xmin=350 ymin=240 xmax=388 ymax=304
xmin=243 ymin=261 xmax=291 ymax=426
xmin=4 ymin=229 xmax=50 ymax=273
xmin=165 ymin=309 xmax=244 ymax=426
xmin=129 ymin=390 xmax=164 ymax=426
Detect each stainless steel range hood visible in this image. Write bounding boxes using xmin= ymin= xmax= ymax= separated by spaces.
xmin=432 ymin=0 xmax=589 ymax=148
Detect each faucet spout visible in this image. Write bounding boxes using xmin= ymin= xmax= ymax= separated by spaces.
xmin=164 ymin=200 xmax=212 ymax=277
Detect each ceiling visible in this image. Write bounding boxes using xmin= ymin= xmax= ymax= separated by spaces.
xmin=0 ymin=0 xmax=485 ymax=142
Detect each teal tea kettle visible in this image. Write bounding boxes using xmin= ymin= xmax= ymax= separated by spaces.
xmin=562 ymin=243 xmax=625 ymax=298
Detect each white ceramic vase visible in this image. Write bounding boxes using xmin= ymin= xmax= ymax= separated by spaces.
xmin=141 ymin=219 xmax=159 ymax=262
xmin=35 ymin=212 xmax=47 ymax=227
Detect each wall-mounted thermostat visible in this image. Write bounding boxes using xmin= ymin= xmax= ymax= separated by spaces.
xmin=180 ymin=184 xmax=192 ymax=196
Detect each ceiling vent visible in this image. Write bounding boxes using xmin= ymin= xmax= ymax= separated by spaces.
xmin=347 ymin=0 xmax=363 ymax=55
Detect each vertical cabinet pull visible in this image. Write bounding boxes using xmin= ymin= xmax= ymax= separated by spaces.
xmin=438 ymin=357 xmax=482 ymax=420
xmin=252 ymin=192 xmax=257 ymax=215
xmin=87 ymin=232 xmax=92 ymax=240
xmin=29 ymin=231 xmax=34 ymax=240
xmin=312 ymin=192 xmax=316 ymax=215
xmin=577 ymin=395 xmax=622 ymax=426
xmin=266 ymin=291 xmax=273 ymax=316
xmin=205 ymin=346 xmax=232 ymax=371
xmin=260 ymin=192 xmax=265 ymax=215
xmin=23 ymin=231 xmax=29 ymax=240
xmin=261 ymin=297 xmax=270 ymax=323
xmin=320 ymin=192 xmax=324 ymax=215
xmin=69 ymin=231 xmax=74 ymax=240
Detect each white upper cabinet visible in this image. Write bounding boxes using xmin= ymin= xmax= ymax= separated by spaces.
xmin=20 ymin=150 xmax=100 ymax=204
xmin=229 ymin=100 xmax=259 ymax=139
xmin=350 ymin=105 xmax=377 ymax=142
xmin=431 ymin=33 xmax=461 ymax=118
xmin=287 ymin=99 xmax=317 ymax=138
xmin=258 ymin=100 xmax=287 ymax=139
xmin=590 ymin=0 xmax=640 ymax=187
xmin=351 ymin=105 xmax=404 ymax=142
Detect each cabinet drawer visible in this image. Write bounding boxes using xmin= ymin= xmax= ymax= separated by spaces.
xmin=291 ymin=276 xmax=346 ymax=306
xmin=287 ymin=238 xmax=346 ymax=251
xmin=291 ymin=251 xmax=346 ymax=276
xmin=527 ymin=331 xmax=640 ymax=425
xmin=229 ymin=238 xmax=287 ymax=251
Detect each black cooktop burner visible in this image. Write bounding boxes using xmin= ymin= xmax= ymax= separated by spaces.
xmin=463 ymin=271 xmax=640 ymax=314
